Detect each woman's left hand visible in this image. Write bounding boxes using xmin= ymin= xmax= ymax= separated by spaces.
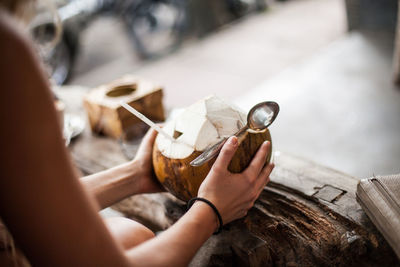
xmin=133 ymin=128 xmax=165 ymax=193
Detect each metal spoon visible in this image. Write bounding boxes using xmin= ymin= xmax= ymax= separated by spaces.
xmin=190 ymin=101 xmax=280 ymax=167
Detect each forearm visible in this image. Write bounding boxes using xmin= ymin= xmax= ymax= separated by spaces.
xmin=126 ymin=201 xmax=218 ymax=266
xmin=81 ymin=160 xmax=144 ymax=209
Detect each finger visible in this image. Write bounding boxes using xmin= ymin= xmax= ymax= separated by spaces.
xmin=137 ymin=128 xmax=157 ymax=154
xmin=256 ymin=163 xmax=274 ymax=193
xmin=213 ymin=136 xmax=239 ymax=171
xmin=144 ymin=127 xmax=158 ymax=142
xmin=244 ymin=141 xmax=270 ymax=176
xmin=147 ymin=128 xmax=158 ymax=142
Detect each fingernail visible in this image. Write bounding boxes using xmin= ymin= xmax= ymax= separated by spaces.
xmin=229 ymin=136 xmax=238 ymax=146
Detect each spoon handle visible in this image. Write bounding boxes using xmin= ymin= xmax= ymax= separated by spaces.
xmin=190 ymin=138 xmax=227 ymax=166
xmin=190 ymin=125 xmax=248 ymax=166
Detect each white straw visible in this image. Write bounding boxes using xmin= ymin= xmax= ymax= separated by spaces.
xmin=120 ymin=101 xmax=176 ymax=142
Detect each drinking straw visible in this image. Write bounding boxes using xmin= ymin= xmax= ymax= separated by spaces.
xmin=120 ymin=101 xmax=176 ymax=143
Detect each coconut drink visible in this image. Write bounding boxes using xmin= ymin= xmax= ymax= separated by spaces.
xmin=152 ymin=95 xmax=272 ymax=202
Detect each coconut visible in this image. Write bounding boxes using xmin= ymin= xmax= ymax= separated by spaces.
xmin=152 ymin=95 xmax=272 ymax=202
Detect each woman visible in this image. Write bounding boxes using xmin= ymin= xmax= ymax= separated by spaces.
xmin=0 ymin=1 xmax=274 ymax=266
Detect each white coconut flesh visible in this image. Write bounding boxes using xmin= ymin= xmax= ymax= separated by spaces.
xmin=156 ymin=95 xmax=247 ymax=159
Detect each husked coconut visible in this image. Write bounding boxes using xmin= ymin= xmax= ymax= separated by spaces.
xmin=153 ymin=95 xmax=272 ymax=201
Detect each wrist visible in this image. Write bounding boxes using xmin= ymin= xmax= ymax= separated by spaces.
xmin=80 ymin=160 xmax=144 ymax=208
xmin=189 ymin=201 xmax=219 ymax=234
xmin=124 ymin=159 xmax=146 ymax=194
xmin=104 ymin=160 xmax=144 ymax=195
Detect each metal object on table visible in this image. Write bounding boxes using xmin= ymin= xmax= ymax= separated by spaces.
xmin=64 ymin=113 xmax=85 ymax=146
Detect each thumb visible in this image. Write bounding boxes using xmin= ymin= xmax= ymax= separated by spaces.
xmin=136 ymin=128 xmax=157 ymax=155
xmin=213 ymin=136 xmax=238 ymax=170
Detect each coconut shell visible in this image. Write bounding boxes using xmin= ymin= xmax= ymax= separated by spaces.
xmin=152 ymin=128 xmax=272 ymax=202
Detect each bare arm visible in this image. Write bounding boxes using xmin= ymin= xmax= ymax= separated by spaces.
xmin=81 ymin=129 xmax=164 ymax=209
xmin=0 ymin=14 xmax=129 ymax=266
xmin=126 ymin=201 xmax=216 ymax=266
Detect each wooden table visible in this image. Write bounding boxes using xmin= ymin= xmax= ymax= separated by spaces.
xmin=58 ymin=86 xmax=399 ymax=267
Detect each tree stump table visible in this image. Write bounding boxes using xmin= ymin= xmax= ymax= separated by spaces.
xmin=59 ymin=86 xmax=399 ymax=267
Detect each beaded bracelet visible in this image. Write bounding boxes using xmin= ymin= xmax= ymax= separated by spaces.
xmin=187 ymin=197 xmax=223 ymax=235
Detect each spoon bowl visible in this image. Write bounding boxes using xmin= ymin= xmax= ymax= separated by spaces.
xmin=248 ymin=101 xmax=280 ymax=131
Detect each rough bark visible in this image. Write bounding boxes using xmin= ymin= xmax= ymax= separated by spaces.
xmin=112 ymin=152 xmax=399 ymax=266
xmin=113 ymin=181 xmax=398 ymax=266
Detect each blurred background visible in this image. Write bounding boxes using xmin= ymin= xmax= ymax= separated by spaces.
xmin=32 ymin=0 xmax=400 ymax=179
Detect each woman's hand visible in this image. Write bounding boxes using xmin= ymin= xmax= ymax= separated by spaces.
xmin=81 ymin=128 xmax=164 ymax=209
xmin=133 ymin=128 xmax=165 ymax=194
xmin=197 ymin=136 xmax=274 ymax=225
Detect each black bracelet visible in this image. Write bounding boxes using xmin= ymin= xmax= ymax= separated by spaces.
xmin=187 ymin=197 xmax=223 ymax=235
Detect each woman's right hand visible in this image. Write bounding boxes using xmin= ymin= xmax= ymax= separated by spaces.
xmin=197 ymin=136 xmax=274 ymax=225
